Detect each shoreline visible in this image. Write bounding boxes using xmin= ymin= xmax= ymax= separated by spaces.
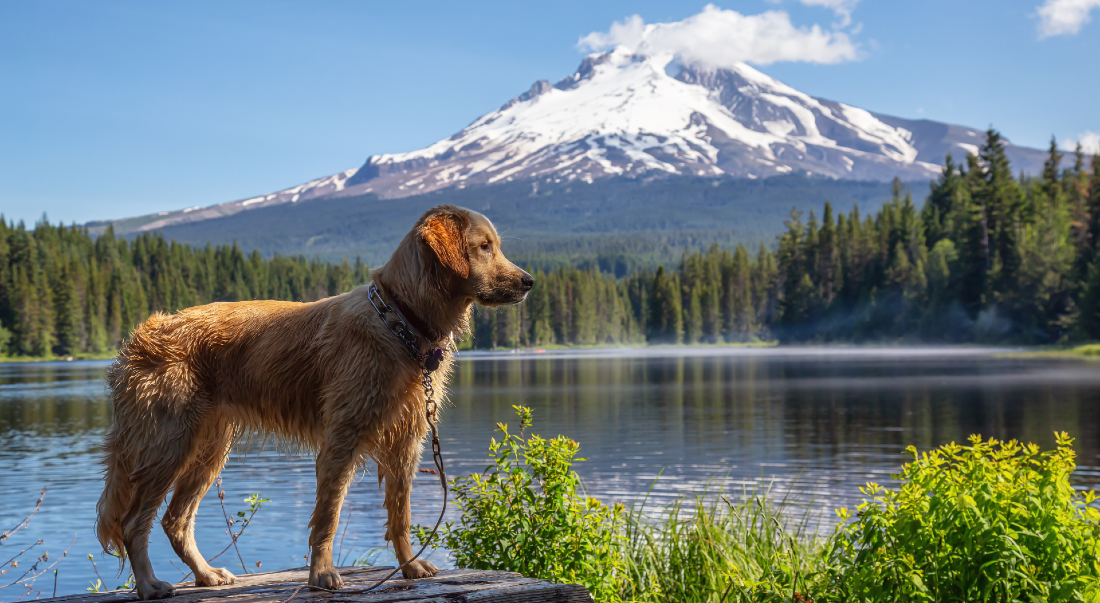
xmin=1 ymin=342 xmax=1072 ymax=365
xmin=1004 ymin=344 xmax=1100 ymax=360
xmin=0 ymin=352 xmax=118 ymax=364
xmin=9 ymin=342 xmax=1100 ymax=365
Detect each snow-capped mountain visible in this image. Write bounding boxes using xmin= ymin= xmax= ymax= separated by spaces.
xmin=350 ymin=48 xmax=944 ymax=195
xmin=101 ymin=48 xmax=1051 ymax=234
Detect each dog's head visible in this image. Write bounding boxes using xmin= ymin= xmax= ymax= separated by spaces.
xmin=418 ymin=205 xmax=533 ymax=306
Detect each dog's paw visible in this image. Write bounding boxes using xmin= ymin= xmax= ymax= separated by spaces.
xmin=195 ymin=567 xmax=235 ymax=587
xmin=137 ymin=578 xmax=176 ymax=600
xmin=402 ymin=559 xmax=439 ymax=579
xmin=309 ymin=567 xmax=344 ymax=590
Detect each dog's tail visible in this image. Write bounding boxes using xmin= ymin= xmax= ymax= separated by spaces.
xmin=97 ymin=352 xmax=145 ymax=571
xmin=96 ymin=424 xmax=133 ymax=569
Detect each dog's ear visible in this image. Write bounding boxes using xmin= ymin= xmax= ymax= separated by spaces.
xmin=420 ymin=211 xmax=470 ymax=278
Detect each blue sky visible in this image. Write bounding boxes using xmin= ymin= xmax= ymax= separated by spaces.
xmin=1 ymin=0 xmax=1098 ymax=225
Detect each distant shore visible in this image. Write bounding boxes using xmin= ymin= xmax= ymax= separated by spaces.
xmin=0 ymin=344 xmax=783 ymax=364
xmin=1007 ymin=344 xmax=1100 ymax=360
xmin=0 ymin=352 xmax=117 ymax=364
xmin=10 ymin=341 xmax=1100 ymax=364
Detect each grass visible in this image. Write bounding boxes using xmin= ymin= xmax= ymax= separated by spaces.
xmin=621 ymin=488 xmax=828 ymax=603
xmin=1007 ymin=343 xmax=1100 ymax=360
xmin=1058 ymin=343 xmax=1100 ymax=357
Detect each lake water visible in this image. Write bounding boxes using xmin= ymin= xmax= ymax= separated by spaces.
xmin=3 ymin=347 xmax=1099 ymax=598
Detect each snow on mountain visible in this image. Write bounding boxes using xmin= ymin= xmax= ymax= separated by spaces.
xmin=117 ymin=170 xmax=358 ymax=233
xmin=345 ymin=47 xmax=943 ymax=197
xmin=102 ymin=48 xmax=1050 ymax=235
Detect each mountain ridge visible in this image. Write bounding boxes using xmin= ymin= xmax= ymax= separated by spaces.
xmin=131 ymin=173 xmax=905 ymax=270
xmin=90 ymin=49 xmax=1061 ymax=237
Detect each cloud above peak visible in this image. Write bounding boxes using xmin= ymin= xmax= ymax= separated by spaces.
xmin=773 ymin=0 xmax=861 ymax=27
xmin=577 ymin=4 xmax=860 ymax=68
xmin=1037 ymin=0 xmax=1100 ymax=37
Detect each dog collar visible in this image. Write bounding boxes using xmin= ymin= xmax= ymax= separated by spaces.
xmin=388 ymin=291 xmax=440 ymax=343
xmin=367 ymin=282 xmax=450 ymax=372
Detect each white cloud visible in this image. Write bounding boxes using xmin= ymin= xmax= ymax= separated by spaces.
xmin=797 ymin=0 xmax=860 ymax=27
xmin=1062 ymin=131 xmax=1100 ymax=154
xmin=1037 ymin=0 xmax=1100 ymax=37
xmin=578 ymin=4 xmax=860 ymax=68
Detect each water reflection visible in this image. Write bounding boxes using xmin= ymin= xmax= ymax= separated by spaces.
xmin=1 ymin=349 xmax=1098 ymax=597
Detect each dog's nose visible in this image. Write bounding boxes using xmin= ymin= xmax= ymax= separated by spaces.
xmin=520 ymin=273 xmax=534 ymax=290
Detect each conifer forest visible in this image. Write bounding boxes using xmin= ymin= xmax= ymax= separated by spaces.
xmin=2 ymin=130 xmax=1099 ymax=357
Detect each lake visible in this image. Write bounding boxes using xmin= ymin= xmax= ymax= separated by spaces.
xmin=2 ymin=347 xmax=1099 ymax=597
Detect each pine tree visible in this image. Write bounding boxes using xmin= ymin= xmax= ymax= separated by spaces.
xmin=924 ymin=154 xmax=962 ymax=244
xmin=956 ymin=154 xmax=990 ymax=315
xmin=1086 ymin=154 xmax=1100 ymax=265
xmin=979 ymin=129 xmax=1024 ymax=306
xmin=725 ymin=244 xmax=754 ymax=341
xmin=684 ymin=286 xmax=702 ymax=344
xmin=1080 ymin=259 xmax=1100 ymax=339
xmin=1019 ymin=164 xmax=1075 ymax=338
xmin=753 ymin=243 xmax=778 ymax=334
xmin=776 ymin=209 xmax=807 ymax=332
xmin=647 ymin=267 xmax=682 ymax=344
xmin=817 ymin=201 xmax=838 ymax=309
xmin=525 ymin=269 xmax=553 ymax=346
xmin=53 ymin=259 xmax=81 ymax=355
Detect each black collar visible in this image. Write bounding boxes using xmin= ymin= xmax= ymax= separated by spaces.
xmin=381 ymin=285 xmax=441 ymax=343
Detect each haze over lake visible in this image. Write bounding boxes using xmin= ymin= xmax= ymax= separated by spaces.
xmin=2 ymin=347 xmax=1098 ymax=597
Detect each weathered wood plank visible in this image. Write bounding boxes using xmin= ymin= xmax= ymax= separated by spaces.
xmin=37 ymin=567 xmax=591 ymax=603
xmin=458 ymin=582 xmax=593 ymax=603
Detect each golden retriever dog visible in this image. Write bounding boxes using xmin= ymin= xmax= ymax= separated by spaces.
xmin=95 ymin=205 xmax=533 ymax=600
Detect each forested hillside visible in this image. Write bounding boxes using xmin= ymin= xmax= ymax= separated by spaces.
xmin=135 ymin=174 xmax=899 ymax=272
xmin=3 ymin=129 xmax=1098 ymax=358
xmin=0 ymin=226 xmax=370 ymax=357
xmin=474 ymin=130 xmax=1100 ymax=347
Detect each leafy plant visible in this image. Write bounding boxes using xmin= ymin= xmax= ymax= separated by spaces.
xmin=419 ymin=423 xmax=1100 ymax=603
xmin=84 ymin=554 xmax=107 ymax=594
xmin=416 ymin=406 xmax=627 ymax=602
xmin=238 ymin=494 xmax=271 ymax=528
xmin=212 ymin=478 xmax=271 ymax=574
xmin=115 ymin=573 xmax=134 ymax=591
xmin=823 ymin=433 xmax=1100 ymax=602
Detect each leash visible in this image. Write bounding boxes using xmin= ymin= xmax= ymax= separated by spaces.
xmin=281 ymin=283 xmax=449 ymax=602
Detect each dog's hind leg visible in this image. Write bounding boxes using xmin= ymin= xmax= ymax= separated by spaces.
xmin=380 ymin=431 xmax=438 ymax=579
xmin=162 ymin=419 xmax=235 ymax=587
xmin=123 ymin=417 xmax=195 ymax=600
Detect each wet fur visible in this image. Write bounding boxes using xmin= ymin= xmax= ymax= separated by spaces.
xmin=95 ymin=205 xmax=531 ymax=600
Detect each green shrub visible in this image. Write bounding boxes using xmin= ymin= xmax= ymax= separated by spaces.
xmin=417 ymin=406 xmax=627 ymax=602
xmin=823 ymin=433 xmax=1100 ymax=602
xmin=423 ymin=420 xmax=1100 ymax=603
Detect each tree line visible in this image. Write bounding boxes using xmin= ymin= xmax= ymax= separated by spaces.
xmin=0 ymin=224 xmax=370 ymax=357
xmin=3 ymin=129 xmax=1099 ymax=356
xmin=473 ymin=130 xmax=1100 ymax=348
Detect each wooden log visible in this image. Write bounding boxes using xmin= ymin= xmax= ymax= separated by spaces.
xmin=38 ymin=567 xmax=592 ymax=603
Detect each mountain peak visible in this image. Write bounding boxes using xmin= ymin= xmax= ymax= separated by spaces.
xmin=342 ymin=48 xmax=941 ymax=196
xmin=103 ymin=52 xmax=1057 ymax=234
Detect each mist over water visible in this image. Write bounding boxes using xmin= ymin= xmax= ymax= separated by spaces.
xmin=2 ymin=348 xmax=1098 ymax=597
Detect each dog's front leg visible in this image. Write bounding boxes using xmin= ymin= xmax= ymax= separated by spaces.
xmin=308 ymin=433 xmax=360 ymax=590
xmin=380 ymin=432 xmax=439 ymax=579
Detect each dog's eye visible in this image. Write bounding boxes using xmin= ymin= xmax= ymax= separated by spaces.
xmin=480 ymin=242 xmax=490 ymax=251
